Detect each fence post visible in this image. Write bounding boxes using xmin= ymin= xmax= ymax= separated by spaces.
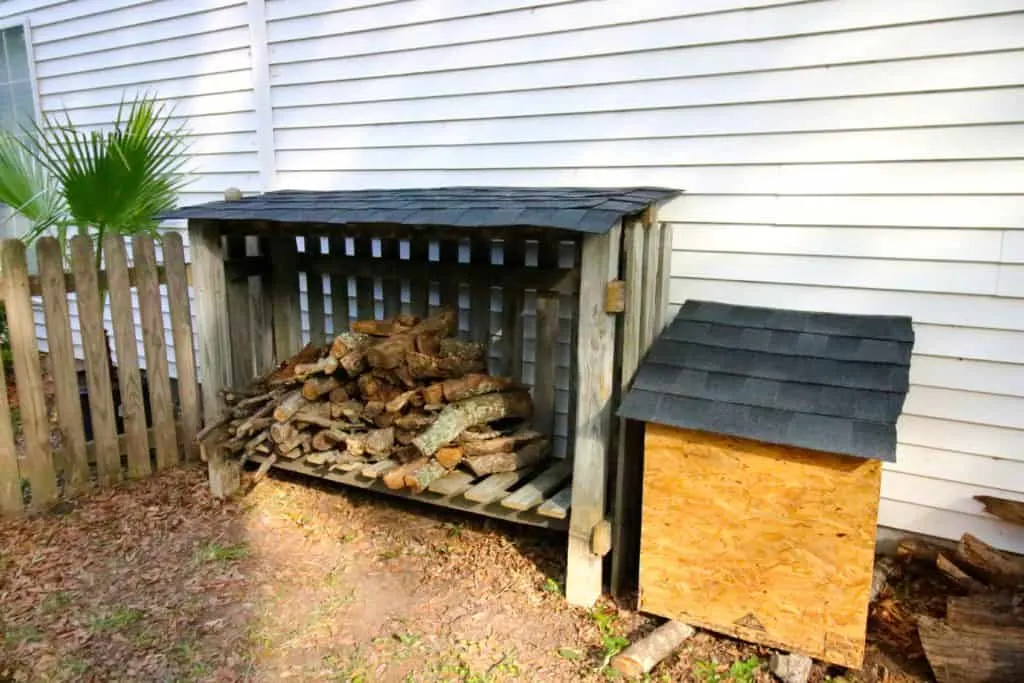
xmin=0 ymin=349 xmax=22 ymax=514
xmin=162 ymin=233 xmax=201 ymax=459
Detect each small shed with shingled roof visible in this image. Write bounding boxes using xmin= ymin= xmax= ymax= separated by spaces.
xmin=617 ymin=299 xmax=915 ymax=669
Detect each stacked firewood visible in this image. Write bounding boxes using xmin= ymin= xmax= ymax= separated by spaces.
xmin=211 ymin=309 xmax=551 ymax=493
xmin=894 ymin=499 xmax=1024 ymax=683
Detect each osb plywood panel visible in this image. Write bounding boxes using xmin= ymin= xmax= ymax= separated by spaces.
xmin=638 ymin=423 xmax=882 ymax=669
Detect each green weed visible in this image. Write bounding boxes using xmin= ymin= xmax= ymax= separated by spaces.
xmin=591 ymin=606 xmax=630 ymax=677
xmin=88 ymin=606 xmax=144 ymax=632
xmin=195 ymin=540 xmax=249 ymax=563
xmin=693 ymin=656 xmax=762 ymax=683
xmin=542 ymin=577 xmax=562 ymax=595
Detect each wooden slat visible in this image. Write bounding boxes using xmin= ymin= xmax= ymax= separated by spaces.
xmin=225 ymin=234 xmax=254 ymax=384
xmin=380 ymin=237 xmax=402 ymax=318
xmin=249 ymin=237 xmax=275 ymax=375
xmin=133 ymin=236 xmax=179 ymax=469
xmin=537 ymin=484 xmax=573 ymax=520
xmin=328 ymin=235 xmax=348 ymax=333
xmin=501 ymin=236 xmax=526 ymax=380
xmin=36 ymin=238 xmax=89 ymax=493
xmin=501 ymin=460 xmax=573 ymax=512
xmin=270 ymin=234 xmax=302 ymax=361
xmin=464 ymin=468 xmax=534 ymax=504
xmin=353 ymin=236 xmax=375 ymax=320
xmin=189 ymin=220 xmax=232 ymax=424
xmin=0 ymin=264 xmax=188 ymax=302
xmin=654 ymin=217 xmax=671 ymax=335
xmin=69 ymin=236 xmax=121 ymax=484
xmin=641 ymin=221 xmax=663 ymax=350
xmin=438 ymin=238 xmax=461 ymax=327
xmin=1 ymin=240 xmax=56 ymax=506
xmin=533 ymin=292 xmax=559 ymax=438
xmin=305 ymin=236 xmax=326 ymax=345
xmin=162 ymin=233 xmax=201 ymax=460
xmin=102 ymin=235 xmax=151 ymax=478
xmin=408 ymin=234 xmax=430 ymax=318
xmin=469 ymin=237 xmax=491 ymax=345
xmin=427 ymin=470 xmax=476 ymax=497
xmin=612 ymin=218 xmax=647 ymax=594
xmin=566 ymin=221 xmax=622 ymax=607
xmin=0 ymin=350 xmax=22 ymax=514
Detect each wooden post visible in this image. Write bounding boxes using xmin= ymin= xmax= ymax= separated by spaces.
xmin=69 ymin=236 xmax=121 ymax=485
xmin=0 ymin=349 xmax=21 ymax=514
xmin=470 ymin=237 xmax=491 ymax=346
xmin=162 ymin=233 xmax=201 ymax=459
xmin=207 ymin=442 xmax=241 ymax=499
xmin=134 ymin=235 xmax=179 ymax=469
xmin=611 ymin=217 xmax=647 ymax=595
xmin=439 ymin=238 xmax=460 ymax=330
xmin=188 ymin=220 xmax=232 ymax=424
xmin=500 ymin=236 xmax=526 ymax=380
xmin=353 ymin=235 xmax=375 ymax=321
xmin=102 ymin=235 xmax=151 ymax=478
xmin=655 ymin=219 xmax=673 ymax=335
xmin=408 ymin=233 xmax=429 ymax=319
xmin=305 ymin=234 xmax=326 ymax=345
xmin=269 ymin=233 xmax=301 ymax=363
xmin=566 ymin=221 xmax=621 ymax=607
xmin=533 ymin=292 xmax=559 ymax=439
xmin=328 ymin=234 xmax=348 ymax=334
xmin=381 ymin=238 xmax=402 ymax=318
xmin=225 ymin=233 xmax=254 ymax=384
xmin=37 ymin=238 xmax=89 ymax=493
xmin=640 ymin=218 xmax=663 ymax=350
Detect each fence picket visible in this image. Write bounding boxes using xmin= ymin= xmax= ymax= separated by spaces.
xmin=69 ymin=235 xmax=121 ymax=484
xmin=408 ymin=235 xmax=429 ymax=318
xmin=37 ymin=238 xmax=90 ymax=492
xmin=162 ymin=233 xmax=200 ymax=459
xmin=133 ymin=235 xmax=179 ymax=469
xmin=1 ymin=239 xmax=57 ymax=507
xmin=439 ymin=239 xmax=459 ymax=328
xmin=0 ymin=351 xmax=22 ymax=514
xmin=102 ymin=235 xmax=151 ymax=478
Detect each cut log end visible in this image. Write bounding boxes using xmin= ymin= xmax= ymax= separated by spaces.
xmin=611 ymin=621 xmax=696 ymax=678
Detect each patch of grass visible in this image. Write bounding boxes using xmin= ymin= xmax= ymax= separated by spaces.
xmin=444 ymin=522 xmax=464 ymax=539
xmin=195 ymin=540 xmax=249 ymax=563
xmin=437 ymin=650 xmax=520 ymax=683
xmin=542 ymin=577 xmax=562 ymax=595
xmin=88 ymin=606 xmax=144 ymax=632
xmin=378 ymin=548 xmax=401 ymax=561
xmin=39 ymin=590 xmax=72 ymax=613
xmin=556 ymin=647 xmax=583 ymax=661
xmin=3 ymin=624 xmax=42 ymax=644
xmin=322 ymin=650 xmax=369 ymax=682
xmin=693 ymin=656 xmax=762 ymax=683
xmin=394 ymin=631 xmax=421 ymax=648
xmin=172 ymin=640 xmax=212 ymax=682
xmin=59 ymin=658 xmax=90 ymax=678
xmin=591 ymin=606 xmax=629 ymax=675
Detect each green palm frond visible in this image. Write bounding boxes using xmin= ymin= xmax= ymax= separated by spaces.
xmin=0 ymin=130 xmax=65 ymax=243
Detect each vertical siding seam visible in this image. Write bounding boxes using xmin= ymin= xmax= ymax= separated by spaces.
xmin=246 ymin=0 xmax=275 ymax=190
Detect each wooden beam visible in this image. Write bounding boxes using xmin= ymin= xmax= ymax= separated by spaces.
xmin=566 ymin=221 xmax=622 ymax=607
xmin=270 ymin=234 xmax=302 ymax=361
xmin=188 ymin=220 xmax=232 ymax=424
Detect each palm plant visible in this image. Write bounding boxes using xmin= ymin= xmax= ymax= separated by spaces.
xmin=0 ymin=93 xmax=191 ymax=264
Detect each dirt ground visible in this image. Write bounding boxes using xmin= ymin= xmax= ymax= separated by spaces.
xmin=0 ymin=464 xmax=934 ymax=682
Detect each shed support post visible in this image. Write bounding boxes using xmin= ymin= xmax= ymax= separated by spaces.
xmin=566 ymin=221 xmax=622 ymax=607
xmin=188 ymin=219 xmax=232 ymax=424
xmin=270 ymin=234 xmax=302 ymax=361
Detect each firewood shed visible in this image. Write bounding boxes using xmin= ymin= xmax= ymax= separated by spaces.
xmin=616 ymin=300 xmax=915 ymax=668
xmin=163 ymin=186 xmax=681 ymax=607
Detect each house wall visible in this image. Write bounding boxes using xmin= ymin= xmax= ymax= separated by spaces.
xmin=5 ymin=0 xmax=1024 ymax=550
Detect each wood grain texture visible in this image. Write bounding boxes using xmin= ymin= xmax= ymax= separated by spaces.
xmin=36 ymin=238 xmax=89 ymax=493
xmin=270 ymin=234 xmax=302 ymax=361
xmin=463 ymin=468 xmax=531 ymax=504
xmin=918 ymin=616 xmax=1024 ymax=683
xmin=328 ymin=235 xmax=348 ymax=333
xmin=381 ymin=237 xmax=402 ymax=318
xmin=439 ymin=238 xmax=460 ymax=328
xmin=470 ymin=237 xmax=491 ymax=345
xmin=225 ymin=234 xmax=255 ymax=383
xmin=162 ymin=233 xmax=201 ymax=459
xmin=305 ymin=235 xmax=326 ymax=345
xmin=654 ymin=217 xmax=672 ymax=335
xmin=533 ymin=292 xmax=559 ymax=438
xmin=408 ymin=234 xmax=430 ymax=318
xmin=133 ymin=236 xmax=179 ymax=469
xmin=0 ymin=350 xmax=21 ymax=514
xmin=502 ymin=459 xmax=572 ymax=512
xmin=188 ymin=221 xmax=231 ymax=424
xmin=102 ymin=235 xmax=151 ymax=478
xmin=566 ymin=222 xmax=621 ymax=607
xmin=69 ymin=236 xmax=121 ymax=484
xmin=501 ymin=236 xmax=526 ymax=380
xmin=638 ymin=423 xmax=882 ymax=668
xmin=353 ymin=235 xmax=375 ymax=321
xmin=641 ymin=221 xmax=663 ymax=351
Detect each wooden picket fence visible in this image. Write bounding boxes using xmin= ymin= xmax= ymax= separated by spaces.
xmin=0 ymin=233 xmax=200 ymax=514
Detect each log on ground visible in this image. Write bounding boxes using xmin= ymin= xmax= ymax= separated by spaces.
xmin=611 ymin=620 xmax=696 ymax=678
xmin=918 ymin=615 xmax=1024 ymax=683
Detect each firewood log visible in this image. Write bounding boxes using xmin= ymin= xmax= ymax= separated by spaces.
xmin=435 ymin=446 xmax=464 ymax=469
xmin=611 ymin=621 xmax=695 ymax=679
xmin=244 ymin=429 xmax=270 ymax=453
xmin=464 ymin=439 xmax=550 ymax=477
xmin=279 ymin=447 xmax=303 ymax=460
xmin=415 ymin=331 xmax=442 ymax=355
xmin=392 ymin=444 xmax=420 ymax=464
xmin=975 ymin=496 xmax=1024 ymax=527
xmin=394 ymin=412 xmax=436 ymax=431
xmin=292 ymin=413 xmax=353 ymax=430
xmin=441 ymin=373 xmax=515 ymax=402
xmin=373 ymin=412 xmax=397 ymax=429
xmin=956 ymin=534 xmax=1024 ymax=588
xmin=383 ymin=457 xmax=428 ymax=489
xmin=938 ymin=553 xmax=990 ymax=594
xmin=273 ymin=390 xmax=308 ymax=422
xmin=358 ymin=373 xmax=385 ymax=400
xmin=406 ymin=350 xmax=485 ymax=379
xmin=235 ymin=389 xmax=282 ymax=411
xmin=917 ymin=615 xmax=1024 ymax=683
xmin=346 ymin=433 xmax=366 ymax=458
xmin=439 ymin=338 xmax=484 ymax=361
xmin=948 ymin=593 xmax=1024 ymax=628
xmin=422 ymin=383 xmax=444 ymax=406
xmin=386 ymin=389 xmax=419 ymax=414
xmin=340 ymin=349 xmax=367 ymax=377
xmin=461 ymin=430 xmax=543 ymax=457
xmin=405 ymin=460 xmax=449 ymax=493
xmin=311 ymin=429 xmax=347 ymax=451
xmin=327 ymin=387 xmax=349 ymax=404
xmin=265 ymin=343 xmax=321 ymax=384
xmin=458 ymin=426 xmax=504 ymax=442
xmin=365 ymin=428 xmax=395 ymax=458
xmin=277 ymin=432 xmax=311 ymax=456
xmin=898 ymin=537 xmax=943 ymax=564
xmin=395 ymin=429 xmax=416 ymax=446
xmin=352 ymin=316 xmax=418 ymax=336
xmin=269 ymin=422 xmax=296 ymax=444
xmin=293 ymin=356 xmax=336 ymax=378
xmin=330 ymin=332 xmax=371 ymax=359
xmin=413 ymin=391 xmax=533 ymax=457
xmin=235 ymin=393 xmax=288 ymax=437
xmin=237 ymin=417 xmax=273 ymax=437
xmin=363 ymin=401 xmax=385 ymax=420
xmin=365 ymin=310 xmax=456 ymax=369
xmin=303 ymin=376 xmax=341 ymax=401
xmin=393 ymin=363 xmax=417 ymax=388
xmin=335 ymin=400 xmax=364 ymax=422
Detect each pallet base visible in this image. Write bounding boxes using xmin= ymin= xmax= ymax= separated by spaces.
xmin=247 ymin=453 xmax=571 ymax=531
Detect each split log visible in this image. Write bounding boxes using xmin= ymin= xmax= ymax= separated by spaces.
xmin=269 ymin=422 xmax=296 ymax=444
xmin=897 ymin=537 xmax=944 ymax=564
xmin=339 ymin=349 xmax=367 ymax=377
xmin=413 ymin=391 xmax=533 ymax=456
xmin=238 ymin=417 xmax=273 ymax=437
xmin=441 ymin=373 xmax=514 ymax=402
xmin=311 ymin=429 xmax=346 ymax=452
xmin=235 ymin=389 xmax=282 ymax=411
xmin=358 ymin=374 xmax=387 ymax=400
xmin=383 ymin=457 xmax=427 ymax=489
xmin=365 ymin=428 xmax=395 ymax=458
xmin=405 ymin=460 xmax=449 ymax=493
xmin=422 ymin=383 xmax=444 ymax=406
xmin=366 ymin=310 xmax=456 ymax=369
xmin=947 ymin=593 xmax=1024 ymax=628
xmin=265 ymin=343 xmax=321 ymax=384
xmin=439 ymin=338 xmax=484 ymax=361
xmin=955 ymin=534 xmax=1024 ymax=589
xmin=363 ymin=401 xmax=385 ymax=420
xmin=937 ymin=553 xmax=990 ymax=594
xmin=244 ymin=429 xmax=270 ymax=453
xmin=918 ymin=615 xmax=1024 ymax=683
xmin=611 ymin=621 xmax=696 ymax=679
xmin=293 ymin=356 xmax=336 ymax=378
xmin=461 ymin=430 xmax=543 ymax=457
xmin=248 ymin=453 xmax=278 ymax=488
xmin=236 ymin=393 xmax=287 ymax=436
xmin=277 ymin=432 xmax=311 ymax=456
xmin=352 ymin=315 xmax=418 ymax=336
xmin=373 ymin=412 xmax=396 ymax=429
xmin=345 ymin=434 xmax=366 ymax=458
xmin=435 ymin=446 xmax=464 ymax=469
xmin=334 ymin=400 xmax=364 ymax=422
xmin=407 ymin=350 xmax=486 ymax=379
xmin=279 ymin=447 xmax=303 ymax=460
xmin=292 ymin=412 xmax=352 ymax=430
xmin=386 ymin=389 xmax=419 ymax=414
xmin=273 ymin=390 xmax=308 ymax=422
xmin=464 ymin=440 xmax=550 ymax=477
xmin=395 ymin=429 xmax=416 ymax=446
xmin=394 ymin=412 xmax=436 ymax=431
xmin=330 ymin=332 xmax=371 ymax=359
xmin=975 ymin=495 xmax=1024 ymax=527
xmin=458 ymin=425 xmax=504 ymax=442
xmin=302 ymin=376 xmax=341 ymax=401
xmin=327 ymin=387 xmax=349 ymax=404
xmin=415 ymin=331 xmax=442 ymax=355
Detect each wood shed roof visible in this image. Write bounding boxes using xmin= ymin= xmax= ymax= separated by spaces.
xmin=161 ymin=186 xmax=680 ymax=233
xmin=617 ymin=300 xmax=914 ymax=461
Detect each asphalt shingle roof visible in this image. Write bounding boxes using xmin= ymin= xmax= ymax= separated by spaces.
xmin=161 ymin=186 xmax=681 ymax=233
xmin=617 ymin=300 xmax=914 ymax=462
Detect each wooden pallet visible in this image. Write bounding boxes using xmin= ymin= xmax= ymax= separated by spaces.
xmin=246 ymin=453 xmax=573 ymax=531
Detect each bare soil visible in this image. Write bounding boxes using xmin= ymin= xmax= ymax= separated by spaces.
xmin=0 ymin=465 xmax=934 ymax=682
